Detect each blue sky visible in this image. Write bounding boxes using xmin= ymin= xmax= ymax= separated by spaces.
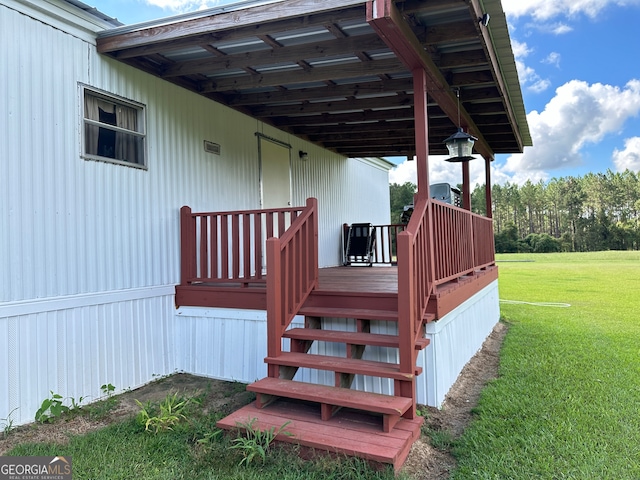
xmin=90 ymin=0 xmax=640 ymax=187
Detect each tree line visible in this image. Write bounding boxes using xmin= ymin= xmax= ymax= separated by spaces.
xmin=389 ymin=169 xmax=640 ymax=253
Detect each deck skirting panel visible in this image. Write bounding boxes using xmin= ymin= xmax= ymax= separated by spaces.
xmin=417 ymin=279 xmax=500 ymax=407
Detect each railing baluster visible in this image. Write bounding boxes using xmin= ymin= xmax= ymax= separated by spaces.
xmin=254 ymin=213 xmax=262 ymax=280
xmin=221 ymin=215 xmax=229 ymax=279
xmin=210 ymin=214 xmax=218 ymax=280
xmin=199 ymin=215 xmax=208 ymax=279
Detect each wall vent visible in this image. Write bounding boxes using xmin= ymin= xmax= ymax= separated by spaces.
xmin=204 ymin=140 xmax=221 ymax=155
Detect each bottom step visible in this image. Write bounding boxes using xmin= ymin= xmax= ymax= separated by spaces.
xmin=217 ymin=399 xmax=422 ymax=472
xmin=248 ymin=378 xmax=412 ymax=432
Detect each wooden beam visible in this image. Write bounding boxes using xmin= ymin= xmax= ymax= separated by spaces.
xmin=293 ymin=120 xmax=415 ymax=135
xmin=271 ymin=107 xmax=415 ymax=127
xmin=439 ymin=49 xmax=488 ymax=69
xmin=424 ymin=20 xmax=479 ymax=45
xmin=322 ymin=138 xmax=415 ymax=148
xmin=249 ymin=93 xmax=413 ymax=117
xmin=399 ymin=0 xmax=469 ymax=15
xmin=162 ymin=33 xmax=386 ymax=77
xmin=226 ymin=77 xmax=413 ymax=106
xmin=366 ymin=0 xmax=494 ymax=160
xmin=199 ymin=58 xmax=406 ymax=93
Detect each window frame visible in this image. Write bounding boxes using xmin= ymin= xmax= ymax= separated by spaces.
xmin=81 ymin=85 xmax=147 ymax=169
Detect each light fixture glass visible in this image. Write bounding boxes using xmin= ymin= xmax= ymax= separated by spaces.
xmin=444 ymin=128 xmax=477 ymax=162
xmin=299 ymin=150 xmax=308 ymax=161
xmin=444 ymin=89 xmax=478 ymax=162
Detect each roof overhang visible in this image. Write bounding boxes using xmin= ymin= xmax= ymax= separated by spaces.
xmin=96 ymin=0 xmax=531 ymax=160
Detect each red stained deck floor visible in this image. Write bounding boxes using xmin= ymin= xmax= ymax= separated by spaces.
xmin=217 ymin=398 xmax=423 ymax=471
xmin=176 ymin=265 xmax=498 ymax=319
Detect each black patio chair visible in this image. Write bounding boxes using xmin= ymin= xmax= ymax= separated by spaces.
xmin=344 ymin=223 xmax=376 ymax=266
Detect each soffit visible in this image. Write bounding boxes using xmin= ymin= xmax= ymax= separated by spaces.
xmin=97 ymin=0 xmax=531 ymax=159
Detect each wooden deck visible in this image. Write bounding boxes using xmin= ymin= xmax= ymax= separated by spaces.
xmin=176 ymin=264 xmax=498 ymax=320
xmin=217 ymin=398 xmax=423 ymax=471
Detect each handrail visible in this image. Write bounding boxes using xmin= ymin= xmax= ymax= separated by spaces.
xmin=266 ymin=198 xmax=319 ymax=369
xmin=396 ymin=196 xmax=434 ymax=376
xmin=179 ymin=204 xmax=306 ymax=286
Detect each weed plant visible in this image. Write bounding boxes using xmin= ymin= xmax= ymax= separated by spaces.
xmin=230 ymin=417 xmax=292 ymax=466
xmin=9 ymin=404 xmax=402 ymax=479
xmin=451 ymin=251 xmax=640 ymax=479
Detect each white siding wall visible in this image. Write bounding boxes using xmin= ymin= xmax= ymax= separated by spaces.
xmin=0 ymin=2 xmax=392 ymax=425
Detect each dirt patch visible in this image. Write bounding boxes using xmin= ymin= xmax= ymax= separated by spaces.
xmin=0 ymin=323 xmax=507 ymax=479
xmin=402 ymin=321 xmax=508 ymax=479
xmin=0 ymin=374 xmax=254 ymax=456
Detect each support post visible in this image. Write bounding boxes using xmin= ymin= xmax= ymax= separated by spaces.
xmin=462 ymin=161 xmax=471 ymax=211
xmin=266 ymin=237 xmax=282 ymax=378
xmin=180 ymin=206 xmax=195 ymax=286
xmin=485 ymin=156 xmax=493 ymax=218
xmin=413 ymin=68 xmax=430 ymax=200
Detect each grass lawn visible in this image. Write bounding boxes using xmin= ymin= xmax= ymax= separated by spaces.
xmin=452 ymin=251 xmax=640 ymax=479
xmin=6 ymin=397 xmax=400 ymax=480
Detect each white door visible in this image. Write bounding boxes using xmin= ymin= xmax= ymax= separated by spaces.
xmin=260 ymin=138 xmax=291 ymax=210
xmin=259 ymin=138 xmax=292 ymax=271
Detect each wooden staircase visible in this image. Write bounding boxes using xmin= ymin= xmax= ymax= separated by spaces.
xmin=217 ymin=288 xmax=434 ymax=469
xmin=216 ymin=197 xmax=437 ymax=469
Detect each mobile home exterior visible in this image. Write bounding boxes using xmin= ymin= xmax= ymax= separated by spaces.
xmin=2 ymin=0 xmax=531 ymax=468
xmin=0 ymin=0 xmax=392 ymax=427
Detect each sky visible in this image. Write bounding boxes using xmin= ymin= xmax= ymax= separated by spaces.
xmin=89 ymin=0 xmax=640 ymax=187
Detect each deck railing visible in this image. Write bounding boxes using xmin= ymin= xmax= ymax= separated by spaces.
xmin=267 ymin=198 xmax=319 ymax=371
xmin=394 ymin=198 xmax=495 ymax=391
xmin=342 ymin=224 xmax=407 ymax=265
xmin=472 ymin=214 xmax=496 ymax=268
xmin=396 ymin=196 xmax=434 ymax=380
xmin=431 ymin=201 xmax=495 ymax=284
xmin=179 ymin=203 xmax=307 ymax=286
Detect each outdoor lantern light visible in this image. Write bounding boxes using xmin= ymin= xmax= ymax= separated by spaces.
xmin=444 ymin=89 xmax=478 ymax=162
xmin=444 ymin=127 xmax=477 ymax=162
xmin=299 ymin=150 xmax=309 ymax=161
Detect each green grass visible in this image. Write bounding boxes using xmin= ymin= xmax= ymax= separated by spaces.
xmin=451 ymin=251 xmax=640 ymax=479
xmin=6 ymin=399 xmax=401 ymax=480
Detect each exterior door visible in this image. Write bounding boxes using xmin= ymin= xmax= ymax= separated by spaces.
xmin=260 ymin=138 xmax=291 ymax=209
xmin=259 ymin=137 xmax=292 ymax=271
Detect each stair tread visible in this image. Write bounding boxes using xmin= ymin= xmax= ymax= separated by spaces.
xmin=248 ymin=378 xmax=412 ymax=416
xmin=299 ymin=306 xmax=398 ymax=321
xmin=284 ymin=328 xmax=430 ymax=350
xmin=265 ymin=352 xmax=415 ymax=380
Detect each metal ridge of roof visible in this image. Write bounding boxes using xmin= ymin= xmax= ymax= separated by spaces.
xmin=63 ymin=0 xmax=122 ymax=26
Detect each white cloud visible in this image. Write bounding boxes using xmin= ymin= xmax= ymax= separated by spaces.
xmin=503 ymin=79 xmax=640 ymax=175
xmin=511 ymin=41 xmax=551 ymax=93
xmin=613 ymin=137 xmax=640 ymax=171
xmin=502 ymin=0 xmax=640 ymax=21
xmin=392 ymin=80 xmax=640 ymax=187
xmin=542 ymin=52 xmax=561 ymax=67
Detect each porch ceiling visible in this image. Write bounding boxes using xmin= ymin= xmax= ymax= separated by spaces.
xmin=96 ymin=0 xmax=531 ymax=160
